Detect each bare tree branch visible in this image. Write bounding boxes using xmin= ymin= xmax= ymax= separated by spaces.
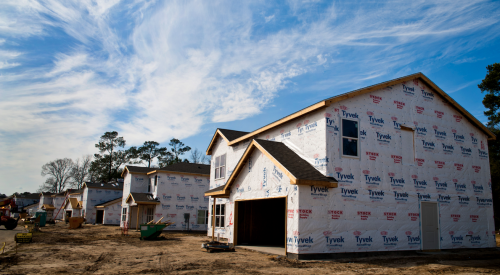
xmin=40 ymin=158 xmax=74 ymax=193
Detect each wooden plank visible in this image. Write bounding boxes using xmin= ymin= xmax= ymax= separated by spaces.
xmin=136 ymin=205 xmax=140 ymax=230
xmin=212 ymin=198 xmax=216 ymax=241
xmin=234 ymin=196 xmax=287 ymax=202
xmin=294 ymin=180 xmax=338 ymax=188
xmin=234 ymin=201 xmax=238 ymax=245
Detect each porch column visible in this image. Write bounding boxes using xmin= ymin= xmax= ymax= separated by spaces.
xmin=136 ymin=204 xmax=140 ymax=231
xmin=212 ymin=197 xmax=216 ymax=241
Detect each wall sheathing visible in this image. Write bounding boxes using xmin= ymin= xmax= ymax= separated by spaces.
xmin=14 ymin=198 xmax=39 ymax=208
xmin=64 ymin=194 xmax=83 ymax=218
xmin=292 ymin=79 xmax=495 ymax=254
xmin=82 ymin=188 xmax=123 ymax=224
xmin=228 ymin=149 xmax=299 ymax=253
xmin=208 ymin=110 xmax=327 ymax=239
xmin=102 ymin=200 xmax=122 ymax=225
xmin=120 ymin=172 xmax=148 ymax=227
xmin=51 ymin=196 xmax=66 ymax=220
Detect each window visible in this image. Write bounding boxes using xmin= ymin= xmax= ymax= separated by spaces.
xmin=401 ymin=126 xmax=415 ymax=165
xmin=215 ymin=203 xmax=225 ymax=228
xmin=121 ymin=208 xmax=127 ymax=222
xmin=197 ymin=210 xmax=209 ymax=224
xmin=214 ymin=154 xmax=226 ymax=179
xmin=341 ymin=119 xmax=359 ymax=157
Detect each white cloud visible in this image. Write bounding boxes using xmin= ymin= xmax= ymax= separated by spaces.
xmin=0 ymin=0 xmax=499 ymax=194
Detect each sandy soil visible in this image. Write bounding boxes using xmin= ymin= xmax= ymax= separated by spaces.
xmin=1 ymin=223 xmax=499 ymax=274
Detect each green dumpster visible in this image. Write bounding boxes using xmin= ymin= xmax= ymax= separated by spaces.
xmin=140 ymin=224 xmax=167 ymax=240
xmin=35 ymin=211 xmax=47 ymax=227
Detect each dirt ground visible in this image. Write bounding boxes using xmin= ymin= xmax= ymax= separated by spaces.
xmin=1 ymin=222 xmax=500 ymax=274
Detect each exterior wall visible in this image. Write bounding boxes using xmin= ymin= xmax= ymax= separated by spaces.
xmin=284 ymin=78 xmax=498 ymax=254
xmin=120 ymin=172 xmax=149 ymax=227
xmin=102 ymin=200 xmax=122 ymax=225
xmin=38 ymin=195 xmax=52 ymax=209
xmin=14 ymin=197 xmax=39 ymax=208
xmin=226 ymin=149 xmax=299 ymax=252
xmin=51 ymin=196 xmax=66 ymax=220
xmin=64 ymin=194 xmax=83 ymax=218
xmin=207 ymin=110 xmax=327 ymax=238
xmin=82 ymin=188 xmax=123 ymax=224
xmin=25 ymin=205 xmax=38 ymax=216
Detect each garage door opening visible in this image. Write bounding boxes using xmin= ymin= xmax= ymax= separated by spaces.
xmin=236 ymin=197 xmax=286 ymax=247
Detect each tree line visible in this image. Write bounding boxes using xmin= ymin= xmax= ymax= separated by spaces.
xmin=38 ymin=131 xmax=210 ymax=192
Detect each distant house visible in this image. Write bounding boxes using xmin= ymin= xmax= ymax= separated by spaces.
xmin=121 ymin=163 xmax=210 ymax=231
xmin=62 ymin=189 xmax=84 ymax=219
xmin=12 ymin=193 xmax=40 ymax=212
xmin=81 ymin=182 xmax=123 ymax=224
xmin=23 ymin=203 xmax=39 ymax=216
xmin=95 ymin=198 xmax=122 ymax=225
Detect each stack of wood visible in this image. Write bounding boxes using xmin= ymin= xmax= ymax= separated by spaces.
xmin=146 ymin=217 xmax=175 ymax=227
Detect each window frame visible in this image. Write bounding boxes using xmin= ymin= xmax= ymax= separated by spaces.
xmin=215 ymin=203 xmax=225 ymax=228
xmin=214 ymin=154 xmax=226 ymax=180
xmin=341 ymin=117 xmax=360 ymax=158
xmin=121 ymin=208 xmax=127 ymax=222
xmin=197 ymin=209 xmax=209 ymax=224
xmin=401 ymin=125 xmax=415 ymax=165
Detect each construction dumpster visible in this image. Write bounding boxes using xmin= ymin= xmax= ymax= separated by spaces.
xmin=35 ymin=211 xmax=47 ymax=227
xmin=140 ymin=224 xmax=167 ymax=240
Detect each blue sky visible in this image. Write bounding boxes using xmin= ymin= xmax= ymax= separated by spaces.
xmin=1 ymin=0 xmax=499 ymax=195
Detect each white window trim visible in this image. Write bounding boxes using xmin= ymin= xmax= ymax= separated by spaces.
xmin=215 ymin=203 xmax=225 ymax=228
xmin=214 ymin=154 xmax=226 ymax=180
xmin=340 ymin=117 xmax=360 ymax=158
xmin=121 ymin=208 xmax=127 ymax=222
xmin=197 ymin=209 xmax=209 ymax=225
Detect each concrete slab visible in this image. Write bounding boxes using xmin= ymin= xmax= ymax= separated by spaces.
xmin=236 ymin=245 xmax=286 ymax=256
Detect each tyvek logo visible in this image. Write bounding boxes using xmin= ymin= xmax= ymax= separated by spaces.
xmin=364 ymin=174 xmax=381 ymax=186
xmin=176 ymin=194 xmax=185 ymax=201
xmin=176 ymin=205 xmax=184 ymax=210
xmin=390 ymin=175 xmax=405 ymax=188
xmin=376 ymin=132 xmax=391 ymax=144
xmin=472 ymin=182 xmax=483 ymax=193
xmin=394 ymin=100 xmax=405 ymax=109
xmin=366 ymin=152 xmax=379 ymax=161
xmin=368 ymin=113 xmax=384 ymax=127
xmin=272 ymin=166 xmax=283 ymax=181
xmin=311 ymin=186 xmax=329 ymax=197
xmin=355 ymin=235 xmax=373 ymax=247
xmin=406 ymin=232 xmax=421 ymax=245
xmin=194 ymin=177 xmax=202 ymax=183
xmin=416 ymin=126 xmax=427 ymax=136
xmin=325 ymin=116 xmax=336 ymax=128
xmin=382 ymin=235 xmax=398 ymax=247
xmin=368 ymin=190 xmax=384 ymax=202
xmin=359 ymin=129 xmax=366 ymax=139
xmin=336 ymin=172 xmax=354 ymax=184
xmin=417 ymin=193 xmax=431 ymax=201
xmin=416 ymin=106 xmax=424 ymax=114
xmin=162 ymin=194 xmax=172 ymax=200
xmin=341 ymin=110 xmax=359 ymax=119
xmin=458 ymin=196 xmax=469 ymax=205
xmin=478 ymin=149 xmax=488 ymax=158
xmin=422 ymin=89 xmax=434 ymax=100
xmin=305 ymin=121 xmax=318 ymax=132
xmin=393 ymin=191 xmax=408 ymax=202
xmin=438 ymin=194 xmax=451 ymax=203
xmin=476 ymin=197 xmax=492 ymax=206
xmin=471 ymin=134 xmax=478 ymax=145
xmin=450 ymin=234 xmax=464 ymax=245
xmin=435 ymin=179 xmax=448 ymax=191
xmin=166 ymin=176 xmax=176 ymax=180
xmin=262 ymin=167 xmax=267 ymax=188
xmin=413 ymin=178 xmax=428 ymax=189
xmin=357 ymin=211 xmax=371 ymax=220
xmin=281 ymin=130 xmax=291 ymax=140
xmin=199 ymin=205 xmax=208 ymax=210
xmin=314 ymin=156 xmax=329 ymax=167
xmin=434 ymin=128 xmax=447 ymax=139
xmin=161 ymin=204 xmax=170 ymax=210
xmin=287 ymin=236 xmax=314 ymax=249
xmin=325 ymin=236 xmax=345 ymax=249
xmin=442 ymin=143 xmax=454 ymax=154
xmin=134 ymin=177 xmax=144 ymax=182
xmin=422 ymin=140 xmax=435 ymax=151
xmin=190 ymin=196 xmax=199 ymax=202
xmin=402 ymin=83 xmax=415 ymax=96
xmin=341 ymin=188 xmax=358 ymax=200
xmin=469 ymin=235 xmax=481 ymax=244
xmin=454 ymin=182 xmax=466 ymax=192
xmin=392 ymin=117 xmax=401 ymax=130
xmin=185 ymin=205 xmax=194 ymax=210
xmin=181 ymin=176 xmax=189 ymax=182
xmin=453 ymin=133 xmax=465 ymax=143
xmin=370 ymin=94 xmax=382 ymax=103
xmin=204 ymin=196 xmax=209 ymax=202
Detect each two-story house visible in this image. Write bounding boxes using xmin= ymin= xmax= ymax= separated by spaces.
xmin=121 ymin=163 xmax=210 ymax=231
xmin=205 ymin=73 xmax=496 ymax=259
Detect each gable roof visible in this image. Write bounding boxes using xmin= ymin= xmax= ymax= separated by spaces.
xmin=13 ymin=193 xmax=40 ymax=200
xmin=147 ymin=162 xmax=210 ymax=176
xmin=64 ymin=198 xmax=81 ymax=209
xmin=125 ymin=192 xmax=160 ymax=205
xmin=121 ymin=166 xmax=157 ymax=177
xmin=206 ymin=128 xmax=250 ymax=155
xmin=23 ymin=202 xmax=39 ymax=210
xmin=42 ymin=204 xmax=56 ymax=210
xmin=205 ymin=139 xmax=338 ymax=198
xmin=82 ymin=182 xmax=123 ymax=190
xmin=95 ymin=197 xmax=122 ymax=208
xmin=207 ymin=73 xmax=495 ymax=150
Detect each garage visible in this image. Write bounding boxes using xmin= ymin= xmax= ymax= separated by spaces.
xmin=236 ymin=197 xmax=286 ymax=247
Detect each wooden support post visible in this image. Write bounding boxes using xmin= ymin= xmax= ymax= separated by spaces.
xmin=212 ymin=198 xmax=216 ymax=241
xmin=136 ymin=205 xmax=140 ymax=231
